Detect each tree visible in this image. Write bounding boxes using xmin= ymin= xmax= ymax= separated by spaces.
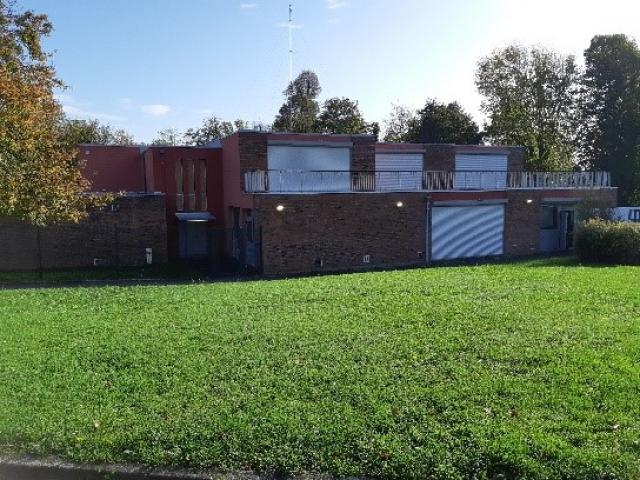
xmin=185 ymin=117 xmax=249 ymax=145
xmin=316 ymin=97 xmax=369 ymax=134
xmin=416 ymin=99 xmax=481 ymax=144
xmin=0 ymin=1 xmax=100 ymax=225
xmin=382 ymin=104 xmax=420 ymax=143
xmin=151 ymin=128 xmax=184 ymax=146
xmin=580 ymin=34 xmax=640 ymax=204
xmin=62 ymin=118 xmax=134 ymax=145
xmin=273 ymin=70 xmax=321 ymax=133
xmin=476 ymin=45 xmax=580 ymax=171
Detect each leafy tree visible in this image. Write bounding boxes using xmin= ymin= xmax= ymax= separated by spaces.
xmin=185 ymin=117 xmax=248 ymax=145
xmin=476 ymin=45 xmax=580 ymax=170
xmin=62 ymin=118 xmax=135 ymax=145
xmin=316 ymin=97 xmax=369 ymax=134
xmin=151 ymin=128 xmax=185 ymax=146
xmin=0 ymin=1 xmax=101 ymax=224
xmin=416 ymin=99 xmax=481 ymax=144
xmin=580 ymin=34 xmax=640 ymax=204
xmin=382 ymin=104 xmax=420 ymax=142
xmin=273 ymin=70 xmax=321 ymax=133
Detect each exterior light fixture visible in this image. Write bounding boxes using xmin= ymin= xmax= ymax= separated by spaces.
xmin=396 ymin=201 xmax=404 ymax=208
xmin=526 ymin=199 xmax=533 ymax=204
xmin=276 ymin=204 xmax=285 ymax=212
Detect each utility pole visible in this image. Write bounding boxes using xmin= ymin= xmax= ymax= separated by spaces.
xmin=288 ymin=3 xmax=293 ymax=83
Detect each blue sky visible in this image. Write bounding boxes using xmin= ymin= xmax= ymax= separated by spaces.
xmin=20 ymin=0 xmax=640 ymax=142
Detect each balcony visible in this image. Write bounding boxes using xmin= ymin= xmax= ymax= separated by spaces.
xmin=244 ymin=170 xmax=612 ymax=194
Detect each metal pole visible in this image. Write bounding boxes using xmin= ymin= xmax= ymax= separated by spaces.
xmin=288 ymin=4 xmax=293 ymax=83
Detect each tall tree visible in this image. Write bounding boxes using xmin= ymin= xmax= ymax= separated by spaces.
xmin=580 ymin=34 xmax=640 ymax=204
xmin=382 ymin=104 xmax=420 ymax=143
xmin=476 ymin=45 xmax=580 ymax=171
xmin=185 ymin=117 xmax=248 ymax=146
xmin=0 ymin=1 xmax=99 ymax=224
xmin=62 ymin=119 xmax=135 ymax=145
xmin=273 ymin=70 xmax=321 ymax=133
xmin=416 ymin=99 xmax=481 ymax=144
xmin=151 ymin=128 xmax=184 ymax=146
xmin=316 ymin=97 xmax=369 ymax=134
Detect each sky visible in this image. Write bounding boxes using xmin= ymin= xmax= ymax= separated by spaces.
xmin=19 ymin=0 xmax=640 ymax=143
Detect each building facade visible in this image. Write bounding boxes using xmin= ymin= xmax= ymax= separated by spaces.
xmin=0 ymin=132 xmax=617 ymax=274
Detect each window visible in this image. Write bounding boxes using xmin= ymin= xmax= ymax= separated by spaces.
xmin=244 ymin=209 xmax=254 ymax=243
xmin=186 ymin=159 xmax=196 ymax=211
xmin=175 ymin=160 xmax=184 ymax=211
xmin=629 ymin=209 xmax=640 ymax=223
xmin=199 ymin=159 xmax=207 ymax=211
xmin=541 ymin=205 xmax=557 ymax=229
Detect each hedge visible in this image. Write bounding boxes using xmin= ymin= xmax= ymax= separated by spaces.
xmin=575 ymin=219 xmax=640 ymax=264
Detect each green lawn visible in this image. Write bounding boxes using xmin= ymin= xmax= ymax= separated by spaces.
xmin=1 ymin=259 xmax=639 ymax=479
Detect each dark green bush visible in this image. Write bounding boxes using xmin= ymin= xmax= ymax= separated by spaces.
xmin=575 ymin=219 xmax=640 ymax=264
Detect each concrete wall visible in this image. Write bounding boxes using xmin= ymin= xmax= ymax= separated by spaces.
xmin=0 ymin=194 xmax=168 ymax=271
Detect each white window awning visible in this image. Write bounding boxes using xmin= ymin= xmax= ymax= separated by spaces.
xmin=175 ymin=212 xmax=215 ymax=222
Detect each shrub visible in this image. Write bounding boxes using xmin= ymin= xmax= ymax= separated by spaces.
xmin=575 ymin=219 xmax=640 ymax=264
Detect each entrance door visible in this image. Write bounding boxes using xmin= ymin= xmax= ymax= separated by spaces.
xmin=559 ymin=210 xmax=575 ymax=250
xmin=178 ymin=221 xmax=209 ymax=258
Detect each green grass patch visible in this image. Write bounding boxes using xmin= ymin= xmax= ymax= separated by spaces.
xmin=1 ymin=259 xmax=639 ymax=478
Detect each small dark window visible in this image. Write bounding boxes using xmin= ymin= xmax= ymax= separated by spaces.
xmin=244 ymin=209 xmax=254 ymax=242
xmin=541 ymin=205 xmax=557 ymax=229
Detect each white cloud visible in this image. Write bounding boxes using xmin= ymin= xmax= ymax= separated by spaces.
xmin=325 ymin=0 xmax=348 ymax=9
xmin=55 ymin=93 xmax=124 ymax=122
xmin=240 ymin=3 xmax=258 ymax=9
xmin=141 ymin=104 xmax=171 ymax=116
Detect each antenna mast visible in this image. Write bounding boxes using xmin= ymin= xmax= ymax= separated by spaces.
xmin=288 ymin=3 xmax=293 ymax=83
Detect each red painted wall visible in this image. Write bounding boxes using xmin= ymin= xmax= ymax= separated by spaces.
xmin=144 ymin=147 xmax=224 ymax=224
xmin=80 ymin=145 xmax=146 ymax=192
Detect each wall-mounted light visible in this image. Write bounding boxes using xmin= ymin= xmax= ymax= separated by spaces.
xmin=396 ymin=201 xmax=404 ymax=208
xmin=276 ymin=204 xmax=285 ymax=212
xmin=526 ymin=199 xmax=533 ymax=204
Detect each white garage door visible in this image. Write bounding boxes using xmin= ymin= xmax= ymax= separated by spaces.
xmin=455 ymin=154 xmax=508 ymax=189
xmin=267 ymin=145 xmax=351 ymax=192
xmin=375 ymin=153 xmax=423 ymax=191
xmin=431 ymin=205 xmax=504 ymax=260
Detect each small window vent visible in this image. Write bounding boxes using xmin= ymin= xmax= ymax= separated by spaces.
xmin=362 ymin=254 xmax=371 ymax=264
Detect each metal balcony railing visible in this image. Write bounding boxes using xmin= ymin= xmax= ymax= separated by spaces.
xmin=244 ymin=170 xmax=612 ymax=193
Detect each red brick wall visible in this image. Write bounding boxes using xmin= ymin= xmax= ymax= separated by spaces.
xmin=254 ymin=193 xmax=427 ymax=274
xmin=351 ymin=135 xmax=376 ymax=171
xmin=239 ymin=131 xmax=268 ymax=183
xmin=0 ymin=194 xmax=168 ymax=271
xmin=424 ymin=145 xmax=456 ymax=171
xmin=504 ymin=190 xmax=545 ymax=256
xmin=508 ymin=147 xmax=526 ymax=171
xmin=504 ymin=188 xmax=618 ymax=256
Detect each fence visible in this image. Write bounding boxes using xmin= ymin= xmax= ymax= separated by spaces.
xmin=244 ymin=170 xmax=612 ymax=193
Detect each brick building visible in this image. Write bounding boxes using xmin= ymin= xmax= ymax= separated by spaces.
xmin=0 ymin=132 xmax=617 ymax=274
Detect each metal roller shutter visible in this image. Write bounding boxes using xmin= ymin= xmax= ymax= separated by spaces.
xmin=454 ymin=154 xmax=508 ymax=189
xmin=267 ymin=145 xmax=351 ymax=192
xmin=375 ymin=153 xmax=423 ymax=191
xmin=431 ymin=205 xmax=504 ymax=260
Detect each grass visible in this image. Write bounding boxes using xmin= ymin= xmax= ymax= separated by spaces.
xmin=1 ymin=258 xmax=639 ymax=479
xmin=0 ymin=262 xmax=209 ymax=285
